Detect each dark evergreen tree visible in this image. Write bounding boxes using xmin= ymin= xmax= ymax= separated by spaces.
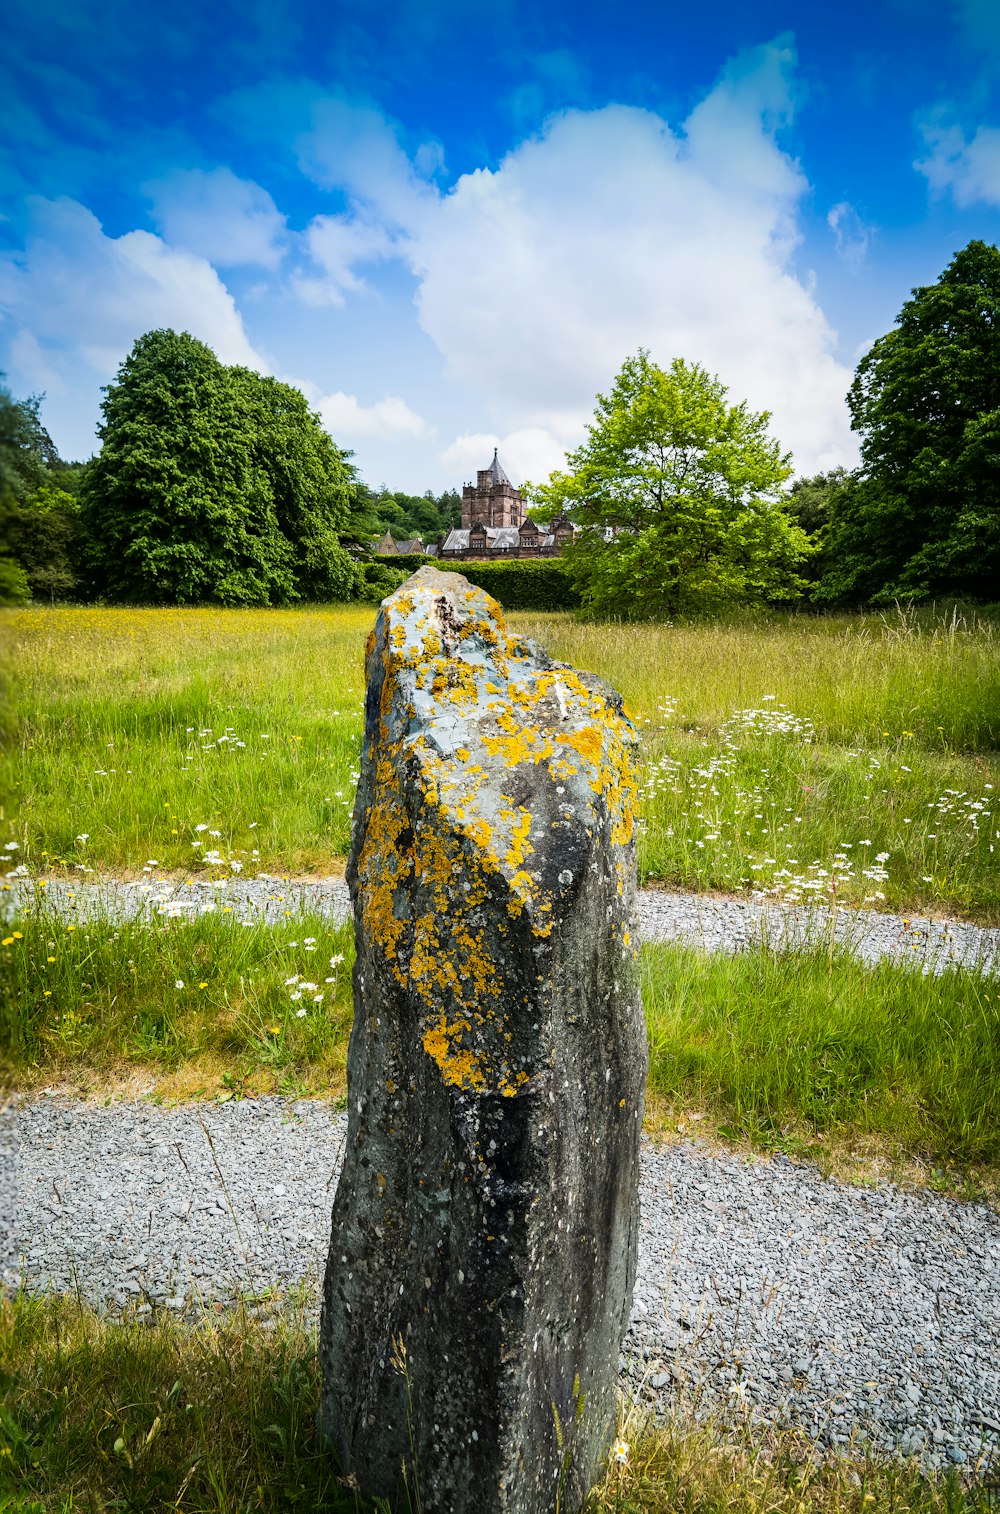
xmin=0 ymin=381 xmax=85 ymax=601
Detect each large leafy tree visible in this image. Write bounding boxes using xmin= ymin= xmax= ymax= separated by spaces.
xmin=816 ymin=240 xmax=1000 ymax=604
xmin=530 ymin=352 xmax=807 ymax=619
xmin=82 ymin=330 xmax=359 ymax=605
xmin=0 ymin=385 xmax=59 ymax=504
xmin=0 ymin=381 xmax=84 ymax=602
xmin=229 ymin=366 xmax=357 ymax=602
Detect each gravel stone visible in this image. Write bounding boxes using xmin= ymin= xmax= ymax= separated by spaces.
xmin=5 ymin=876 xmax=996 ymax=975
xmin=2 ymin=1094 xmax=996 ymax=1470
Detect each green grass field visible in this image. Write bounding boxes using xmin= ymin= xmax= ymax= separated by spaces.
xmin=4 ymin=904 xmax=997 ymax=1185
xmin=1 ymin=1293 xmax=976 ymax=1514
xmin=2 ymin=600 xmax=998 ymax=1511
xmin=2 ymin=603 xmax=997 ymax=919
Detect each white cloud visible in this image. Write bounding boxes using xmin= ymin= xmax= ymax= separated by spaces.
xmin=316 ymin=390 xmax=427 ymax=440
xmin=295 ymin=96 xmax=437 ymax=229
xmin=144 ymin=166 xmax=288 ymax=269
xmin=827 ymin=201 xmax=871 ymax=265
xmin=295 ymin=40 xmax=857 ymax=476
xmin=294 ymin=213 xmax=397 ymax=304
xmin=916 ymin=114 xmax=1000 ymax=207
xmin=5 ymin=328 xmax=62 ymax=392
xmin=0 ymin=197 xmax=267 ymax=452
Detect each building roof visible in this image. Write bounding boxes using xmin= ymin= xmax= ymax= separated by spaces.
xmin=373 ymin=532 xmax=425 ymax=555
xmin=488 ymin=447 xmax=511 ymax=487
xmin=442 ymin=525 xmax=552 ymax=553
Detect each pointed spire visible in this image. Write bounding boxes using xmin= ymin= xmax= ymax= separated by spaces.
xmin=489 ymin=447 xmax=511 ymax=486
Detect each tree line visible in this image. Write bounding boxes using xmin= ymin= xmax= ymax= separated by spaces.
xmin=0 ymin=330 xmax=459 ymax=608
xmin=2 ymin=240 xmax=998 ymax=615
xmin=528 ymin=240 xmax=1000 ymax=617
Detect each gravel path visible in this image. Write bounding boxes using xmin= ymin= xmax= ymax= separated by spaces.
xmin=5 ymin=875 xmax=998 ymax=974
xmin=4 ymin=1095 xmax=997 ymax=1471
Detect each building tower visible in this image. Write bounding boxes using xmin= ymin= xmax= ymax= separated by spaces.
xmin=461 ymin=448 xmax=525 ymax=529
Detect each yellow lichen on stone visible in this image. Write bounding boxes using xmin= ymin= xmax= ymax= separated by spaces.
xmin=356 ymin=569 xmax=639 ymax=1099
xmin=421 ymin=1012 xmax=488 ymax=1092
xmin=504 ymin=810 xmax=534 ymax=871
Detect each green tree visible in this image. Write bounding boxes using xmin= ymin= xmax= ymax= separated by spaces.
xmin=816 ymin=241 xmax=1000 ymax=604
xmin=359 ymin=485 xmax=462 ymax=546
xmin=81 ymin=330 xmax=360 ymax=606
xmin=529 ymin=351 xmax=807 ymax=619
xmin=0 ymin=552 xmax=29 ymax=605
xmin=2 ymin=487 xmax=82 ymax=602
xmin=0 ymin=385 xmax=59 ymax=504
xmin=229 ymin=366 xmax=358 ymax=601
xmin=787 ymin=468 xmax=848 ymax=537
xmin=0 ymin=381 xmax=89 ymax=601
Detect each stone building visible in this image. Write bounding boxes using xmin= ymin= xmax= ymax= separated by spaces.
xmin=372 ymin=449 xmax=575 ymax=562
xmin=461 ymin=449 xmax=524 ymax=529
xmin=374 ymin=532 xmax=427 ymax=556
xmin=439 ymin=449 xmax=574 ymax=561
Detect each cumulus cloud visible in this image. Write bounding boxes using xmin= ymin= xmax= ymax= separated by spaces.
xmin=827 ymin=201 xmax=871 ymax=265
xmin=296 ymin=96 xmax=438 ymax=227
xmin=144 ymin=166 xmax=288 ymax=268
xmin=315 ymin=390 xmax=427 ymax=440
xmin=294 ymin=213 xmax=397 ymax=304
xmin=916 ymin=114 xmax=1000 ymax=206
xmin=295 ymin=40 xmax=856 ymax=475
xmin=0 ymin=196 xmax=266 ymax=450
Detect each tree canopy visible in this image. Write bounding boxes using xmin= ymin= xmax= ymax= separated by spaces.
xmin=81 ymin=330 xmax=359 ymax=606
xmin=351 ymin=484 xmax=461 ymax=545
xmin=529 ymin=351 xmax=807 ymax=619
xmin=0 ymin=380 xmax=85 ymax=602
xmin=816 ymin=240 xmax=1000 ymax=604
xmin=0 ymin=384 xmax=61 ymax=505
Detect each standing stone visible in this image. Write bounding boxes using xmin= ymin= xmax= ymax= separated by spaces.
xmin=320 ymin=567 xmax=647 ymax=1512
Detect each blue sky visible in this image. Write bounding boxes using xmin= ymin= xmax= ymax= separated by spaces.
xmin=2 ymin=0 xmax=1000 ymax=490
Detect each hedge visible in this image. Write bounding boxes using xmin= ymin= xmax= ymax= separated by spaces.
xmin=369 ymin=554 xmax=579 ymax=611
xmin=376 ymin=553 xmax=429 ymax=574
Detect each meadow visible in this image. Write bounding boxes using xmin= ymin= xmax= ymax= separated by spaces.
xmin=2 ymin=1292 xmax=972 ymax=1514
xmin=2 ymin=600 xmax=999 ymax=1512
xmin=3 ymin=906 xmax=998 ymax=1188
xmin=1 ymin=602 xmax=998 ymax=920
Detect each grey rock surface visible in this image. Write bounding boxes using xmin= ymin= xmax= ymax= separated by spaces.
xmin=3 ymin=1094 xmax=997 ymax=1475
xmin=319 ymin=569 xmax=647 ymax=1511
xmin=6 ymin=875 xmax=996 ymax=976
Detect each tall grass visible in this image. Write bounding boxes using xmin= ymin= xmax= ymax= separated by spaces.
xmin=2 ymin=604 xmax=997 ymax=918
xmin=1 ymin=606 xmax=369 ymax=876
xmin=515 ymin=605 xmax=1000 ymax=753
xmin=0 ymin=1293 xmax=980 ymax=1514
xmin=0 ymin=904 xmax=354 ymax=1101
xmin=0 ymin=1293 xmax=359 ymax=1512
xmin=643 ymin=943 xmax=1000 ymax=1169
xmin=517 ymin=608 xmax=1000 ymax=920
xmin=3 ymin=904 xmax=998 ymax=1175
